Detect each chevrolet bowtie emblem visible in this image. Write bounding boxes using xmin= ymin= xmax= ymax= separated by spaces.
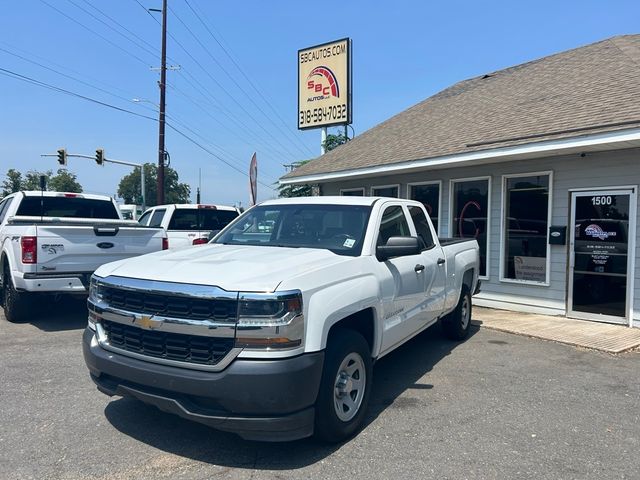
xmin=135 ymin=314 xmax=162 ymax=330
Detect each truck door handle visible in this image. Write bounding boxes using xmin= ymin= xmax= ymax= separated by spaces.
xmin=437 ymin=258 xmax=446 ymax=266
xmin=414 ymin=264 xmax=425 ymax=273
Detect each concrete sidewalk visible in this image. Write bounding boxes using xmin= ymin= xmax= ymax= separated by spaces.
xmin=472 ymin=307 xmax=640 ymax=353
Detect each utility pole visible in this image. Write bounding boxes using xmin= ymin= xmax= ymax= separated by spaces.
xmin=156 ymin=0 xmax=168 ymax=205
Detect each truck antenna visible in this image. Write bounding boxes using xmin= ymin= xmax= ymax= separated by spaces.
xmin=39 ymin=174 xmax=46 ymax=221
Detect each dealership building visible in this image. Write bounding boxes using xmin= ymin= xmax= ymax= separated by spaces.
xmin=281 ymin=35 xmax=640 ymax=328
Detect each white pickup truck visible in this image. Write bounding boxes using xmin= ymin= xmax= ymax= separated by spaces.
xmin=83 ymin=196 xmax=480 ymax=442
xmin=138 ymin=203 xmax=240 ymax=248
xmin=0 ymin=191 xmax=167 ymax=322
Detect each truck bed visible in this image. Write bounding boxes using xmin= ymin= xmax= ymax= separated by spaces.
xmin=438 ymin=237 xmax=478 ymax=247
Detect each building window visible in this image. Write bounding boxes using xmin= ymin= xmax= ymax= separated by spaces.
xmin=451 ymin=178 xmax=490 ymax=277
xmin=409 ymin=182 xmax=440 ymax=233
xmin=501 ymin=173 xmax=551 ymax=284
xmin=372 ymin=185 xmax=399 ymax=198
xmin=340 ymin=188 xmax=365 ymax=196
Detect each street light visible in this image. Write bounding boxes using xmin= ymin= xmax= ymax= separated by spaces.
xmin=132 ymin=98 xmax=159 ymax=108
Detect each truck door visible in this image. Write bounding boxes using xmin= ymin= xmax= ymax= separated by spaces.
xmin=376 ymin=204 xmax=429 ymax=354
xmin=407 ymin=205 xmax=446 ymax=321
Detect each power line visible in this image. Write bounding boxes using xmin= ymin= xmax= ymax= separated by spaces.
xmin=169 ymin=72 xmax=297 ymax=162
xmin=0 ymin=40 xmax=144 ymax=100
xmin=0 ymin=67 xmax=158 ymax=121
xmin=133 ymin=0 xmax=159 ymax=22
xmin=175 ymin=2 xmax=313 ymax=159
xmin=0 ymin=67 xmax=275 ymax=189
xmin=78 ymin=0 xmax=162 ymax=58
xmin=66 ymin=0 xmax=159 ymax=59
xmin=183 ymin=0 xmax=315 ymax=158
xmin=165 ymin=6 xmax=302 ymax=160
xmin=165 ymin=109 xmax=281 ymax=183
xmin=132 ymin=0 xmax=298 ymax=163
xmin=38 ymin=0 xmax=152 ymax=67
xmin=165 ymin=120 xmax=276 ymax=189
xmin=0 ymin=45 xmax=155 ymax=112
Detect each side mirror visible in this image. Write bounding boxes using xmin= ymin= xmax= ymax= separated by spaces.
xmin=208 ymin=229 xmax=221 ymax=240
xmin=376 ymin=236 xmax=421 ymax=261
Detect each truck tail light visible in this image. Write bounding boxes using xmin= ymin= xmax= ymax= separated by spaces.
xmin=192 ymin=238 xmax=208 ymax=245
xmin=162 ymin=238 xmax=169 ymax=250
xmin=21 ymin=236 xmax=37 ymax=264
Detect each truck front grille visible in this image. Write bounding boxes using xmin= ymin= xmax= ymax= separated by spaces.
xmin=101 ymin=320 xmax=235 ymax=366
xmin=102 ymin=287 xmax=237 ymax=322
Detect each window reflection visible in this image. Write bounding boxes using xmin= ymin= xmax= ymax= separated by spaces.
xmin=409 ymin=183 xmax=439 ymax=233
xmin=452 ymin=179 xmax=489 ymax=276
xmin=372 ymin=186 xmax=399 ymax=198
xmin=503 ymin=175 xmax=550 ymax=282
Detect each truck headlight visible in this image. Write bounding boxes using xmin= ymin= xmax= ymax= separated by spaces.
xmin=235 ymin=291 xmax=304 ymax=350
xmin=88 ymin=275 xmax=104 ymax=303
xmin=87 ymin=275 xmax=104 ymax=331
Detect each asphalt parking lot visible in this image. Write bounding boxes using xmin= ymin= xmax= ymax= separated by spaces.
xmin=1 ymin=299 xmax=639 ymax=480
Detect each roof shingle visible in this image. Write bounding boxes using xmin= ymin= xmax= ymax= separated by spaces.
xmin=284 ymin=35 xmax=640 ymax=180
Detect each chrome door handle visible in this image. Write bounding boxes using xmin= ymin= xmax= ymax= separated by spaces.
xmin=414 ymin=264 xmax=425 ymax=273
xmin=437 ymin=258 xmax=446 ymax=266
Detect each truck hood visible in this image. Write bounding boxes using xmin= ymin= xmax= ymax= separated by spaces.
xmin=94 ymin=243 xmax=354 ymax=292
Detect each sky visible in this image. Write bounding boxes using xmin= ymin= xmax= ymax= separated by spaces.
xmin=1 ymin=0 xmax=638 ymax=207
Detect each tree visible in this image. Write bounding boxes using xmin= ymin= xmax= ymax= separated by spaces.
xmin=278 ymin=132 xmax=348 ymax=198
xmin=23 ymin=170 xmax=52 ymax=190
xmin=117 ymin=163 xmax=190 ymax=207
xmin=49 ymin=169 xmax=83 ymax=193
xmin=322 ymin=132 xmax=348 ymax=152
xmin=2 ymin=169 xmax=23 ymax=196
xmin=278 ymin=161 xmax=312 ymax=198
xmin=1 ymin=168 xmax=83 ymax=196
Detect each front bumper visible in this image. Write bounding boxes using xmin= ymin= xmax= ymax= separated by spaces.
xmin=83 ymin=328 xmax=324 ymax=441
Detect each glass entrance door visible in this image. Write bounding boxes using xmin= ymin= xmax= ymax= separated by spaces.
xmin=568 ymin=189 xmax=635 ymax=323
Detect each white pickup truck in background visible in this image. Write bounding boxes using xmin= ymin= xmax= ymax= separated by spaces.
xmin=84 ymin=196 xmax=480 ymax=442
xmin=0 ymin=191 xmax=167 ymax=322
xmin=138 ymin=203 xmax=240 ymax=248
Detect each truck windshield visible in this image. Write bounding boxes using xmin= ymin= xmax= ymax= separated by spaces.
xmin=215 ymin=204 xmax=372 ymax=256
xmin=16 ymin=196 xmax=119 ymax=219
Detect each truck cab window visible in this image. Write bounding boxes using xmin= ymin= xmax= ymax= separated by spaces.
xmin=138 ymin=210 xmax=152 ymax=226
xmin=0 ymin=197 xmax=12 ymax=223
xmin=377 ymin=205 xmax=410 ymax=246
xmin=149 ymin=209 xmax=166 ymax=227
xmin=408 ymin=205 xmax=435 ymax=250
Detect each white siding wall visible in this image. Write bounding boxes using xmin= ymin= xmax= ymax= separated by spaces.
xmin=319 ymin=147 xmax=640 ymax=325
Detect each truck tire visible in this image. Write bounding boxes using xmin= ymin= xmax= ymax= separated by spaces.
xmin=3 ymin=268 xmax=30 ymax=323
xmin=314 ymin=329 xmax=372 ymax=443
xmin=441 ymin=285 xmax=472 ymax=341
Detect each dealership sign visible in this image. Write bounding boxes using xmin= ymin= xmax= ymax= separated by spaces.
xmin=298 ymin=38 xmax=351 ymax=130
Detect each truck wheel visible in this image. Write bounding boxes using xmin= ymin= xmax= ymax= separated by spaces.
xmin=3 ymin=269 xmax=30 ymax=323
xmin=441 ymin=285 xmax=472 ymax=341
xmin=315 ymin=329 xmax=372 ymax=443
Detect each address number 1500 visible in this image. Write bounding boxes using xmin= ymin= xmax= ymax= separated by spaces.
xmin=299 ymin=104 xmax=347 ymax=126
xmin=591 ymin=196 xmax=612 ymax=206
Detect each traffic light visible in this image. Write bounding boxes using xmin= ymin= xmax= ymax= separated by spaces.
xmin=95 ymin=148 xmax=105 ymax=165
xmin=57 ymin=148 xmax=67 ymax=166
